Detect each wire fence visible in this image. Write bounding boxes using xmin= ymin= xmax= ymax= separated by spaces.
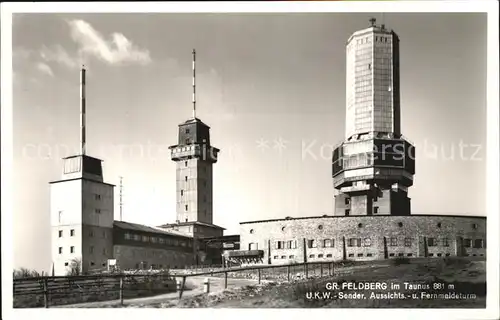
xmin=13 ymin=272 xmax=175 ymax=308
xmin=13 ymin=261 xmax=335 ymax=308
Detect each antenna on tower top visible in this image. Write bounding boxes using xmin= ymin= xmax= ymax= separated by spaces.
xmin=80 ymin=65 xmax=86 ymax=155
xmin=192 ymin=49 xmax=196 ymax=119
xmin=119 ymin=176 xmax=123 ymax=221
xmin=369 ymin=17 xmax=376 ymax=27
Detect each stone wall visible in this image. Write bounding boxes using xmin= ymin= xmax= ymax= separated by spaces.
xmin=240 ymin=215 xmax=486 ymax=265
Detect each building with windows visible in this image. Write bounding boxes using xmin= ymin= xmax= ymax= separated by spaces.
xmin=224 ymin=19 xmax=486 ymax=266
xmin=50 ymin=57 xmax=233 ymax=276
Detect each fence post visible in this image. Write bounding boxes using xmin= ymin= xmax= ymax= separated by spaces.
xmin=119 ymin=275 xmax=124 ymax=306
xmin=258 ymin=268 xmax=261 ymax=284
xmin=179 ymin=276 xmax=187 ymax=299
xmin=43 ymin=277 xmax=49 ymax=308
xmin=224 ymin=271 xmax=228 ymax=289
xmin=287 ymin=265 xmax=291 ymax=282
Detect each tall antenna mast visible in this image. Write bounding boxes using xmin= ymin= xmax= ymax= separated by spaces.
xmin=192 ymin=48 xmax=196 ymax=119
xmin=80 ymin=65 xmax=86 ymax=155
xmin=119 ymin=176 xmax=123 ymax=221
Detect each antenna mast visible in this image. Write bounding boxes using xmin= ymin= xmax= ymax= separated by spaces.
xmin=80 ymin=65 xmax=86 ymax=155
xmin=119 ymin=176 xmax=123 ymax=221
xmin=192 ymin=49 xmax=196 ymax=119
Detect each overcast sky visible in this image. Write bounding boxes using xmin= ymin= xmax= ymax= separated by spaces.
xmin=12 ymin=12 xmax=486 ymax=272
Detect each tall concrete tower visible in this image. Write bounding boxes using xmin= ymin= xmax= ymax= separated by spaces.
xmin=50 ymin=67 xmax=115 ymax=276
xmin=164 ymin=50 xmax=224 ymax=239
xmin=332 ymin=19 xmax=416 ymax=216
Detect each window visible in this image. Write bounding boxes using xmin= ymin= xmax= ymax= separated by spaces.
xmin=142 ymin=236 xmax=149 ymax=242
xmin=389 ymin=253 xmax=395 ymax=257
xmin=326 ymin=254 xmax=332 ymax=258
xmin=273 ymin=256 xmax=278 ymax=259
xmin=281 ymin=255 xmax=286 ymax=259
xmin=373 ymin=196 xmax=378 ymax=202
xmin=70 ymin=229 xmax=75 ymax=236
xmin=185 ymin=161 xmax=188 ymax=167
xmin=181 ymin=190 xmax=184 ymax=196
xmin=289 ymin=255 xmax=295 ymax=259
xmin=442 ymin=238 xmax=450 ymax=247
xmin=309 ymin=254 xmax=315 ymax=258
xmin=390 ymin=237 xmax=398 ymax=246
xmin=284 ymin=240 xmax=293 ymax=249
xmin=324 ymin=239 xmax=334 ymax=248
xmin=151 ymin=237 xmax=158 ymax=243
xmin=429 ymin=253 xmax=434 ymax=257
xmin=58 ymin=247 xmax=63 ymax=254
xmin=357 ymin=253 xmax=363 ymax=257
xmin=89 ymin=246 xmax=94 ymax=254
xmin=437 ymin=222 xmax=442 ymax=228
xmin=58 ymin=230 xmax=63 ymax=237
xmin=407 ymin=253 xmax=413 ymax=257
xmin=348 ymin=238 xmax=361 ymax=247
xmin=70 ymin=246 xmax=74 ymax=253
xmin=185 ymin=176 xmax=188 ymax=182
xmin=404 ymin=238 xmax=412 ymax=247
xmin=345 ymin=209 xmax=350 ymax=215
xmin=307 ymin=240 xmax=317 ymax=248
xmin=348 ymin=254 xmax=354 ymax=257
xmin=102 ymin=263 xmax=106 ymax=267
xmin=474 ymin=239 xmax=483 ymax=248
xmin=134 ymin=234 xmax=141 ymax=241
xmin=124 ymin=233 xmax=132 ymax=240
xmin=358 ymin=223 xmax=363 ymax=228
xmin=186 ymin=129 xmax=190 ymax=134
xmin=398 ymin=222 xmax=403 ymax=228
xmin=95 ymin=209 xmax=101 ymax=214
xmin=427 ymin=238 xmax=436 ymax=247
xmin=472 ymin=223 xmax=478 ymax=229
xmin=372 ymin=206 xmax=378 ymax=214
xmin=276 ymin=241 xmax=284 ymax=249
xmin=159 ymin=238 xmax=165 ymax=244
xmin=90 ymin=261 xmax=95 ymax=266
xmin=185 ymin=205 xmax=188 ymax=211
xmin=367 ymin=253 xmax=373 ymax=257
xmin=64 ymin=262 xmax=69 ymax=266
xmin=318 ymin=254 xmax=324 ymax=258
xmin=344 ymin=198 xmax=350 ymax=205
xmin=363 ymin=238 xmax=371 ymax=247
xmin=95 ymin=194 xmax=101 ymax=200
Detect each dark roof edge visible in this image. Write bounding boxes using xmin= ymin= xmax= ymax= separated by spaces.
xmin=49 ymin=177 xmax=115 ymax=187
xmin=240 ymin=214 xmax=487 ymax=225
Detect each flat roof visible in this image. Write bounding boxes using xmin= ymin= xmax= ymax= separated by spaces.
xmin=158 ymin=221 xmax=225 ymax=230
xmin=49 ymin=177 xmax=115 ymax=187
xmin=240 ymin=214 xmax=487 ymax=225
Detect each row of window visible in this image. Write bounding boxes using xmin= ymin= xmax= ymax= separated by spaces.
xmin=123 ymin=233 xmax=193 ymax=248
xmin=58 ymin=246 xmax=108 ymax=255
xmin=269 ymin=237 xmax=484 ymax=249
xmin=58 ymin=229 xmax=107 ymax=238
